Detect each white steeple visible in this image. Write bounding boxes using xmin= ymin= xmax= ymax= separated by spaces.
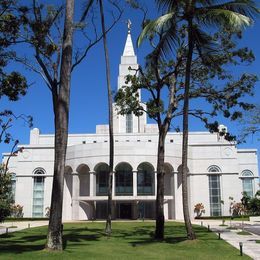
xmin=122 ymin=33 xmax=135 ymax=56
xmin=118 ymin=21 xmax=138 ymax=91
xmin=112 ymin=21 xmax=147 ymax=134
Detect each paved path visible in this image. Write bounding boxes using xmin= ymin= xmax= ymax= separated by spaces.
xmin=1 ymin=220 xmax=260 ymax=259
xmin=192 ymin=219 xmax=260 ymax=260
xmin=244 ymin=224 xmax=260 ymax=236
xmin=0 ymin=221 xmax=48 ymax=235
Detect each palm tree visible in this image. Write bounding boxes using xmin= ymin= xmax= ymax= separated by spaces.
xmin=98 ymin=0 xmax=114 ymax=235
xmin=81 ymin=0 xmax=116 ymax=234
xmin=139 ymin=0 xmax=259 ymax=240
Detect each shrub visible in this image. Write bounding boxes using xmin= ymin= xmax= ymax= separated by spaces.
xmin=194 ymin=203 xmax=205 ymax=218
xmin=45 ymin=207 xmax=50 ymax=218
xmin=0 ymin=166 xmax=13 ymax=222
xmin=11 ymin=204 xmax=24 ymax=218
xmin=248 ymin=191 xmax=260 ymax=215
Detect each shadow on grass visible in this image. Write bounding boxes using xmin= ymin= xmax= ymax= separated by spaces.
xmin=0 ymin=223 xmax=218 ymax=255
xmin=63 ymin=228 xmax=101 ymax=249
xmin=0 ymin=233 xmax=46 ymax=254
xmin=127 ymin=224 xmax=217 ymax=247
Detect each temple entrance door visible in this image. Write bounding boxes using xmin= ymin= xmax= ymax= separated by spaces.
xmin=117 ymin=203 xmax=132 ymax=219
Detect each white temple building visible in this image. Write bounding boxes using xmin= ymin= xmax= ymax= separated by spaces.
xmin=3 ymin=30 xmax=259 ymax=220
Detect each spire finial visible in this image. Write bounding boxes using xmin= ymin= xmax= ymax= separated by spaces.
xmin=127 ymin=19 xmax=132 ymax=34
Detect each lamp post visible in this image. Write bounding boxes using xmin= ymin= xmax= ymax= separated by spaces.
xmin=239 ymin=242 xmax=243 ymax=256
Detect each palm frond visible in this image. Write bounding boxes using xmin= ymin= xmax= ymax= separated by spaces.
xmin=197 ymin=0 xmax=260 ymax=20
xmin=198 ymin=8 xmax=253 ymax=30
xmin=156 ymin=0 xmax=183 ymax=12
xmin=196 ymin=1 xmax=224 ymax=7
xmin=138 ymin=12 xmax=175 ymax=47
xmin=148 ymin=23 xmax=178 ymax=62
xmin=193 ymin=27 xmax=217 ymax=50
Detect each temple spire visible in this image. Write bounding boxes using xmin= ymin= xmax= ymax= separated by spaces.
xmin=118 ymin=21 xmax=138 ymax=90
xmin=123 ymin=20 xmax=135 ymax=56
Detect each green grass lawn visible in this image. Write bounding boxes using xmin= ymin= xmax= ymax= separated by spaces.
xmin=0 ymin=222 xmax=251 ymax=260
xmin=237 ymin=231 xmax=252 ymax=236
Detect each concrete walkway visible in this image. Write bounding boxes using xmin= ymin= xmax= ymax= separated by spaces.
xmin=0 ymin=220 xmax=48 ymax=235
xmin=192 ymin=219 xmax=260 ymax=260
xmin=1 ymin=219 xmax=260 ymax=259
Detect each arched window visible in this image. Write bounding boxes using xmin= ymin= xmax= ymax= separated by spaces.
xmin=241 ymin=170 xmax=254 ymax=197
xmin=208 ymin=166 xmax=221 ymax=216
xmin=137 ymin=163 xmax=154 ymax=195
xmin=95 ymin=163 xmax=109 ymax=196
xmin=77 ymin=164 xmax=90 ymax=197
xmin=126 ymin=113 xmax=133 ymax=133
xmin=115 ymin=163 xmax=133 ymax=195
xmin=208 ymin=165 xmax=221 ymax=173
xmin=32 ymin=168 xmax=45 ymax=217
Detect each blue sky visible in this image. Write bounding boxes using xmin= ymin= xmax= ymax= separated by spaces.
xmin=0 ymin=1 xmax=259 ymax=172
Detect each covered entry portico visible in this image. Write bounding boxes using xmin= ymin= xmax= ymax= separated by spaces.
xmin=85 ymin=199 xmax=157 ymax=220
xmin=64 ymin=160 xmax=175 ymax=221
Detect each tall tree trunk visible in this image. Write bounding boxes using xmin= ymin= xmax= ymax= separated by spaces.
xmin=46 ymin=0 xmax=75 ymax=250
xmin=99 ymin=0 xmax=114 ymax=235
xmin=155 ymin=127 xmax=168 ymax=239
xmin=181 ymin=17 xmax=196 ymax=240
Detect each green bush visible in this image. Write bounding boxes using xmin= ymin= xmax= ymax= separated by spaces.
xmin=0 ymin=167 xmax=13 ymax=223
xmin=248 ymin=191 xmax=260 ymax=215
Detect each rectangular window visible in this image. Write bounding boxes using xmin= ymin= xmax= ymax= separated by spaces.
xmin=126 ymin=113 xmax=133 ymax=133
xmin=137 ymin=171 xmax=154 ymax=195
xmin=96 ymin=171 xmax=108 ymax=196
xmin=209 ymin=175 xmax=221 ymax=216
xmin=243 ymin=179 xmax=253 ymax=197
xmin=32 ymin=176 xmax=44 ymax=217
xmin=115 ymin=171 xmax=133 ymax=195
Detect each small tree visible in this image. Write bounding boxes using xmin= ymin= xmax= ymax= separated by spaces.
xmin=0 ymin=1 xmax=31 ymax=147
xmin=229 ymin=196 xmax=235 ymax=226
xmin=247 ymin=190 xmax=260 ymax=215
xmin=11 ymin=204 xmax=24 ymax=218
xmin=0 ymin=165 xmax=13 ymax=222
xmin=241 ymin=192 xmax=251 ymax=229
xmin=239 ymin=104 xmax=260 ymax=142
xmin=116 ymin=46 xmax=185 ymax=239
xmin=194 ymin=203 xmax=205 ymax=219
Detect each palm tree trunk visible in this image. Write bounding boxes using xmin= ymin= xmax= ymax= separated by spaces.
xmin=46 ymin=0 xmax=74 ymax=250
xmin=181 ymin=17 xmax=196 ymax=240
xmin=155 ymin=127 xmax=167 ymax=239
xmin=99 ymin=0 xmax=114 ymax=235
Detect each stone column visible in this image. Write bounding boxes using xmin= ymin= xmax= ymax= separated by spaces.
xmin=133 ymin=170 xmax=137 ymax=197
xmin=154 ymin=171 xmax=157 ymax=196
xmin=112 ymin=171 xmax=115 ymax=196
xmin=89 ymin=171 xmax=95 ymax=197
xmin=72 ymin=172 xmax=79 ymax=220
xmin=170 ymin=171 xmax=175 ymax=196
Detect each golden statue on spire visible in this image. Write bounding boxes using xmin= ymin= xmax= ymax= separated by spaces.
xmin=127 ymin=19 xmax=132 ymax=33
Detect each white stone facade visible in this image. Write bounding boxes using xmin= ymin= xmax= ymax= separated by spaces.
xmin=2 ymin=32 xmax=259 ymax=221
